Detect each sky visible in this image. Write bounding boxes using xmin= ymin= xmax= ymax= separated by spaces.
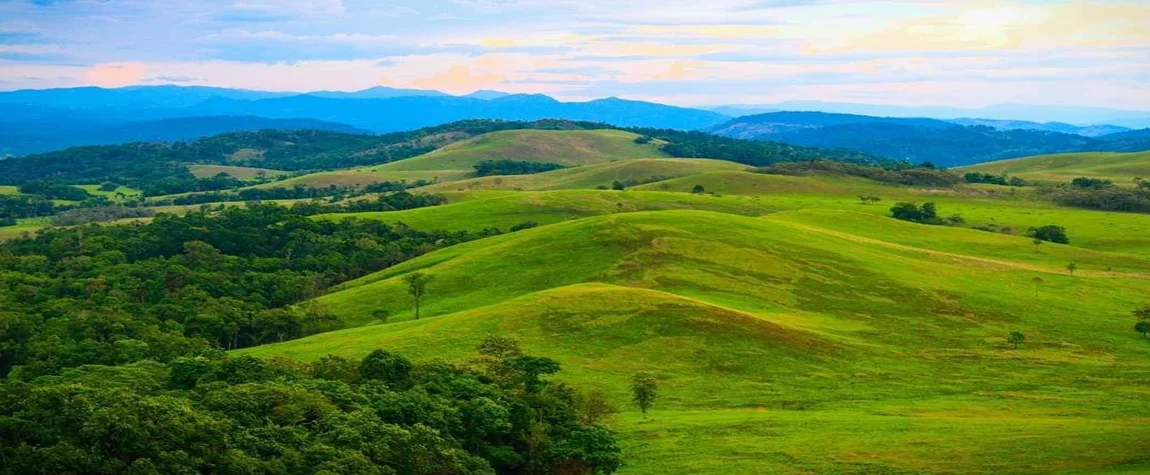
xmin=0 ymin=0 xmax=1147 ymax=108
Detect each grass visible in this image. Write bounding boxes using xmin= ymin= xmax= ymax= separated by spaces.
xmin=255 ymin=169 xmax=470 ymax=189
xmin=76 ymin=184 xmax=143 ymax=201
xmin=0 ymin=217 xmax=50 ymax=240
xmin=243 ymin=209 xmax=1150 ymax=474
xmin=315 ymin=189 xmax=774 ymax=233
xmin=418 ymin=158 xmax=749 ymax=192
xmin=962 ymin=151 xmax=1150 ymax=185
xmin=0 ymin=186 xmax=18 ymax=195
xmin=188 ymin=164 xmax=289 ymax=180
xmin=376 ymin=129 xmax=666 ymax=173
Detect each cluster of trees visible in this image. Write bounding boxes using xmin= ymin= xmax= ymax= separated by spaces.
xmin=1043 ymin=177 xmax=1150 ymax=213
xmin=0 ymin=195 xmax=63 ymax=222
xmin=1027 ymin=225 xmax=1070 ymax=244
xmin=0 ymin=336 xmax=623 ymax=475
xmin=645 ymin=130 xmax=885 ymax=167
xmin=17 ymin=181 xmax=92 ymax=201
xmin=889 ymin=202 xmax=964 ymax=226
xmin=757 ymin=160 xmax=964 ymax=187
xmin=597 ymin=175 xmax=674 ymax=191
xmin=1135 ymin=306 xmax=1150 ymax=338
xmin=963 ymin=172 xmax=1026 ymax=186
xmin=0 ymin=203 xmax=491 ymax=378
xmin=474 ymin=160 xmax=565 ymax=177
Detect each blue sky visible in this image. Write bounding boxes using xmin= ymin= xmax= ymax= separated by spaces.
xmin=0 ymin=0 xmax=1147 ymax=108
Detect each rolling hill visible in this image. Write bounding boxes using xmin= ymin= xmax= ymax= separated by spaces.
xmin=417 ymin=158 xmax=748 ymax=192
xmin=962 ymin=151 xmax=1150 ymax=185
xmin=243 ymin=208 xmax=1150 ymax=474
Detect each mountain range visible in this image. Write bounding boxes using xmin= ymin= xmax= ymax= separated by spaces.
xmin=1 ymin=85 xmax=1149 ymax=164
xmin=709 ymin=111 xmax=1150 ymax=167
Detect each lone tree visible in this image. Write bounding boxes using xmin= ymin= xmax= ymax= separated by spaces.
xmin=405 ymin=272 xmax=433 ymax=320
xmin=1031 ymin=276 xmax=1044 ymax=299
xmin=1136 ymin=321 xmax=1150 ymax=338
xmin=1066 ymin=263 xmax=1077 ymax=275
xmin=631 ymin=372 xmax=658 ymax=414
xmin=1027 ymin=225 xmax=1069 ymax=244
xmin=1007 ymin=331 xmax=1026 ymax=349
xmin=691 ymin=184 xmax=705 ymax=194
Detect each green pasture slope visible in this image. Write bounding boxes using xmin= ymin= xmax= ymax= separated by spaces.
xmin=418 ymin=158 xmax=747 ymax=192
xmin=189 ymin=164 xmax=289 ymax=180
xmin=245 ymin=204 xmax=1150 ymax=474
xmin=963 ymin=150 xmax=1150 ymax=185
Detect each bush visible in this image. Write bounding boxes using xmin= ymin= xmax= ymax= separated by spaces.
xmin=1027 ymin=225 xmax=1070 ymax=244
xmin=890 ymin=202 xmax=939 ymax=224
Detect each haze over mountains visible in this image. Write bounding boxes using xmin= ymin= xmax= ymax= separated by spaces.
xmin=2 ymin=85 xmax=1149 ymax=166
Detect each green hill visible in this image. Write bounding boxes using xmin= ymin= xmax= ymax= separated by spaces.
xmin=375 ymin=129 xmax=665 ymax=172
xmin=419 ymin=158 xmax=747 ymax=192
xmin=242 ymin=209 xmax=1150 ymax=474
xmin=962 ymin=151 xmax=1150 ymax=185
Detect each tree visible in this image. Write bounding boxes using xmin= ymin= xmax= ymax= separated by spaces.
xmin=359 ymin=349 xmax=413 ymax=389
xmin=405 ymin=272 xmax=433 ymax=319
xmin=1133 ymin=305 xmax=1150 ymax=321
xmin=1136 ymin=321 xmax=1150 ymax=338
xmin=691 ymin=184 xmax=705 ymax=194
xmin=1066 ymin=263 xmax=1077 ymax=275
xmin=1028 ymin=225 xmax=1069 ymax=244
xmin=631 ymin=372 xmax=658 ymax=414
xmin=1031 ymin=276 xmax=1044 ymax=299
xmin=890 ymin=202 xmax=938 ymax=224
xmin=1007 ymin=331 xmax=1026 ymax=349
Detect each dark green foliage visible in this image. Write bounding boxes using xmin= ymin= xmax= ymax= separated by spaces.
xmin=99 ymin=182 xmax=120 ymax=192
xmin=630 ymin=373 xmax=658 ymax=414
xmin=1134 ymin=305 xmax=1150 ymax=321
xmin=1070 ymin=177 xmax=1114 ymax=189
xmin=890 ymin=202 xmax=939 ymax=224
xmin=1027 ymin=225 xmax=1070 ymax=244
xmin=0 ymin=204 xmax=487 ymax=377
xmin=405 ymin=272 xmax=433 ymax=320
xmin=510 ymin=221 xmax=539 ymax=232
xmin=648 ymin=129 xmax=885 ymax=166
xmin=691 ymin=184 xmax=705 ymax=194
xmin=1007 ymin=331 xmax=1026 ymax=349
xmin=757 ymin=160 xmax=963 ymax=187
xmin=360 ymin=349 xmax=413 ymax=389
xmin=611 ymin=181 xmax=626 ymax=191
xmin=0 ymin=195 xmax=64 ymax=219
xmin=1044 ymin=183 xmax=1150 ymax=213
xmin=0 ymin=217 xmax=15 ymax=227
xmin=964 ymin=172 xmax=1011 ymax=186
xmin=17 ymin=181 xmax=91 ymax=201
xmin=0 ymin=344 xmax=622 ymax=475
xmin=633 ymin=135 xmax=653 ymax=144
xmin=49 ymin=206 xmax=155 ymax=226
xmin=1136 ymin=321 xmax=1150 ymax=338
xmin=473 ymin=160 xmax=565 ymax=177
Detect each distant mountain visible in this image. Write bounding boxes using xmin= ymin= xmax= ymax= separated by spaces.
xmin=305 ymin=86 xmax=449 ymax=99
xmin=947 ymin=118 xmax=1128 ymax=137
xmin=0 ymin=115 xmax=365 ymax=157
xmin=0 ymin=85 xmax=293 ymax=110
xmin=711 ymin=100 xmax=1150 ymax=127
xmin=464 ymin=90 xmax=513 ymax=100
xmin=710 ymin=111 xmax=1150 ymax=167
xmin=0 ymin=86 xmax=730 ymax=156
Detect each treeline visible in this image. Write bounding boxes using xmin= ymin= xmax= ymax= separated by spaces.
xmin=17 ymin=181 xmax=91 ymax=201
xmin=963 ymin=172 xmax=1027 ymax=186
xmin=474 ymin=160 xmax=566 ymax=176
xmin=1043 ymin=177 xmax=1150 ymax=213
xmin=754 ymin=160 xmax=963 ymax=187
xmin=0 ymin=337 xmax=622 ymax=475
xmin=0 ymin=195 xmax=62 ymax=221
xmin=154 ymin=180 xmax=426 ymax=206
xmin=0 ymin=203 xmax=486 ymax=378
xmin=631 ymin=129 xmax=887 ymax=167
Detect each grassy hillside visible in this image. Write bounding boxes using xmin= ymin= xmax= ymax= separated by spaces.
xmin=963 ymin=151 xmax=1150 ymax=185
xmin=375 ymin=129 xmax=666 ymax=172
xmin=188 ymin=164 xmax=288 ymax=179
xmin=315 ymin=189 xmax=774 ymax=233
xmin=418 ymin=158 xmax=747 ymax=192
xmin=243 ymin=210 xmax=1150 ymax=474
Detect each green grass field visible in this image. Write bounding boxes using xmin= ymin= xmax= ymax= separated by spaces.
xmin=418 ymin=158 xmax=748 ymax=192
xmin=0 ymin=185 xmax=18 ymax=195
xmin=962 ymin=151 xmax=1150 ymax=185
xmin=245 ymin=205 xmax=1150 ymax=474
xmin=189 ymin=164 xmax=289 ymax=180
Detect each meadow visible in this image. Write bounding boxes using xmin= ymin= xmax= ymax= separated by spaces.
xmin=962 ymin=151 xmax=1150 ymax=185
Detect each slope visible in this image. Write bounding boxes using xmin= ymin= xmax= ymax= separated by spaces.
xmin=243 ymin=209 xmax=1150 ymax=474
xmin=962 ymin=150 xmax=1150 ymax=185
xmin=417 ymin=158 xmax=748 ymax=192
